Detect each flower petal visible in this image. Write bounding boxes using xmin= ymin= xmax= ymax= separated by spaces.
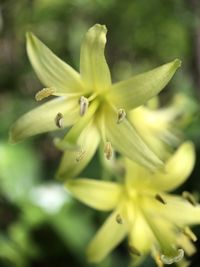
xmin=57 ymin=122 xmax=100 ymax=179
xmin=9 ymin=97 xmax=79 ymax=143
xmin=129 ymin=211 xmax=154 ymax=253
xmin=27 ymin=32 xmax=83 ymax=94
xmin=65 ymin=179 xmax=122 ymax=211
xmin=129 ymin=105 xmax=181 ymax=160
xmin=60 ymin=100 xmax=99 ymax=146
xmin=105 ymin=106 xmax=163 ymax=171
xmin=107 ymin=59 xmax=181 ymax=110
xmin=156 ymin=194 xmax=200 ymax=225
xmin=142 ymin=203 xmax=183 ymax=259
xmin=80 ymin=24 xmax=111 ymax=92
xmin=152 ymin=141 xmax=195 ymax=192
xmin=87 ymin=209 xmax=127 ymax=263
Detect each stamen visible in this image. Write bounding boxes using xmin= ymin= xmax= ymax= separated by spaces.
xmin=117 ymin=108 xmax=126 ymax=124
xmin=104 ymin=142 xmax=113 ymax=160
xmin=128 ymin=245 xmax=141 ymax=256
xmin=79 ymin=96 xmax=89 ymax=116
xmin=35 ymin=87 xmax=55 ymax=101
xmin=116 ymin=214 xmax=123 ymax=224
xmin=76 ymin=149 xmax=86 ymax=162
xmin=155 ymin=194 xmax=167 ymax=205
xmin=160 ymin=249 xmax=184 ymax=265
xmin=55 ymin=112 xmax=64 ymax=128
xmin=182 ymin=191 xmax=196 ymax=206
xmin=183 ymin=226 xmax=197 ymax=242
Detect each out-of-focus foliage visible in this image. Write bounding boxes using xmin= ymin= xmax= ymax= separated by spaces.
xmin=0 ymin=0 xmax=200 ymax=266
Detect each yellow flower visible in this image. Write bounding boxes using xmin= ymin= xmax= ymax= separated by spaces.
xmin=65 ymin=141 xmax=200 ymax=265
xmin=10 ymin=24 xmax=181 ymax=174
xmin=130 ymin=93 xmax=192 ymax=161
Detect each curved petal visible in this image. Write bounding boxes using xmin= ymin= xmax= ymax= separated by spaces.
xmin=65 ymin=178 xmax=122 ymax=211
xmin=80 ymin=24 xmax=111 ymax=92
xmin=155 ymin=194 xmax=200 ymax=226
xmin=56 ymin=122 xmax=100 ymax=179
xmin=107 ymin=59 xmax=181 ymax=110
xmin=105 ymin=106 xmax=163 ymax=171
xmin=27 ymin=32 xmax=84 ymax=94
xmin=87 ymin=209 xmax=127 ymax=263
xmin=152 ymin=142 xmax=195 ymax=192
xmin=9 ymin=97 xmax=79 ymax=143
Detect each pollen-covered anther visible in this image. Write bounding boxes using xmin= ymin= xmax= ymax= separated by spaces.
xmin=35 ymin=87 xmax=56 ymax=101
xmin=117 ymin=108 xmax=126 ymax=124
xmin=55 ymin=112 xmax=64 ymax=128
xmin=116 ymin=214 xmax=123 ymax=224
xmin=79 ymin=96 xmax=89 ymax=116
xmin=182 ymin=191 xmax=197 ymax=206
xmin=76 ymin=149 xmax=86 ymax=162
xmin=160 ymin=249 xmax=184 ymax=265
xmin=128 ymin=245 xmax=141 ymax=256
xmin=104 ymin=142 xmax=113 ymax=160
xmin=155 ymin=194 xmax=167 ymax=205
xmin=183 ymin=226 xmax=197 ymax=242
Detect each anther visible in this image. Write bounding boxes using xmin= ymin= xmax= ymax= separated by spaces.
xmin=155 ymin=194 xmax=167 ymax=205
xmin=76 ymin=149 xmax=86 ymax=162
xmin=128 ymin=245 xmax=141 ymax=256
xmin=117 ymin=108 xmax=126 ymax=124
xmin=183 ymin=226 xmax=197 ymax=242
xmin=35 ymin=87 xmax=55 ymax=101
xmin=55 ymin=112 xmax=64 ymax=128
xmin=160 ymin=249 xmax=184 ymax=265
xmin=79 ymin=96 xmax=89 ymax=116
xmin=104 ymin=142 xmax=113 ymax=160
xmin=182 ymin=191 xmax=196 ymax=206
xmin=116 ymin=214 xmax=123 ymax=224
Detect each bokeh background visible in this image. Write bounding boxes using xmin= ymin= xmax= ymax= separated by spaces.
xmin=1 ymin=0 xmax=200 ymax=266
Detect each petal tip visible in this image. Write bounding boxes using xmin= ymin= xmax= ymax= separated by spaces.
xmin=174 ymin=58 xmax=182 ymax=68
xmin=93 ymin=23 xmax=107 ymax=32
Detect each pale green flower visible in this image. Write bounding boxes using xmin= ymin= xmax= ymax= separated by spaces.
xmin=129 ymin=93 xmax=192 ymax=161
xmin=10 ymin=24 xmax=181 ymax=173
xmin=65 ymin=141 xmax=200 ymax=265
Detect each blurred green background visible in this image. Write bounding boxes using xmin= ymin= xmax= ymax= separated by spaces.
xmin=1 ymin=0 xmax=200 ymax=266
